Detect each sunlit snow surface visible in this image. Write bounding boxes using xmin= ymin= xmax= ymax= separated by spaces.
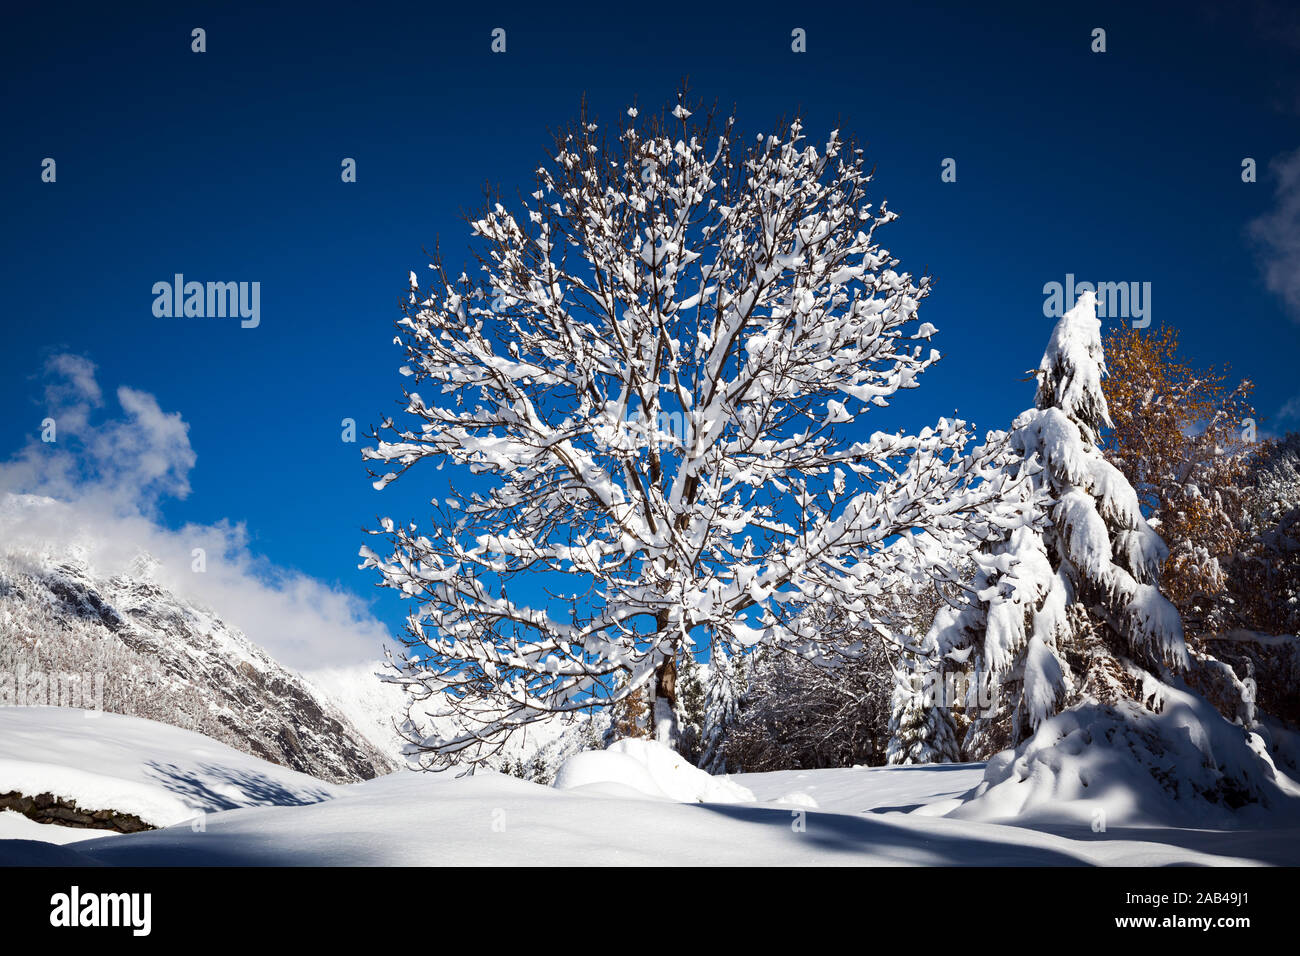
xmin=0 ymin=708 xmax=340 ymax=828
xmin=2 ymin=708 xmax=1299 ymax=866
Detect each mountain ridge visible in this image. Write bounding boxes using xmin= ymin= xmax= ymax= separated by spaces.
xmin=0 ymin=537 xmax=397 ymax=784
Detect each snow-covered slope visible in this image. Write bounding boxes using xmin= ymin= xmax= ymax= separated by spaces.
xmin=2 ymin=708 xmax=1298 ymax=866
xmin=0 ymin=522 xmax=396 ymax=783
xmin=0 ymin=708 xmax=340 ymax=828
xmin=300 ymin=662 xmax=411 ymax=763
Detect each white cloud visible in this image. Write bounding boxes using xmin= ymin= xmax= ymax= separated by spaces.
xmin=1249 ymin=146 xmax=1300 ymax=319
xmin=43 ymin=353 xmax=102 ymax=423
xmin=1 ymin=355 xmax=195 ymax=515
xmin=0 ymin=355 xmax=392 ymax=670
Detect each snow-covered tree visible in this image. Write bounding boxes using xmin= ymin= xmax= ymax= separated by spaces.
xmin=1235 ymin=433 xmax=1300 ymax=635
xmin=699 ymin=647 xmax=743 ymax=772
xmin=724 ymin=650 xmax=877 ymax=770
xmin=725 ymin=595 xmax=930 ymax=770
xmin=886 ymin=639 xmax=960 ymax=765
xmin=1101 ymin=325 xmax=1256 ymax=635
xmin=360 ymin=94 xmax=1024 ymax=769
xmin=932 ymin=292 xmax=1189 ymax=757
xmin=673 ymin=653 xmax=707 ymax=762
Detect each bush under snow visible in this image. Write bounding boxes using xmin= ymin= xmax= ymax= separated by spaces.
xmin=946 ymin=680 xmax=1300 ymax=829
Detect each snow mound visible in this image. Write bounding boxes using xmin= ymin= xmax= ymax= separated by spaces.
xmin=0 ymin=707 xmax=341 ymax=828
xmin=773 ymin=791 xmax=819 ymax=808
xmin=552 ymin=738 xmax=755 ymax=804
xmin=947 ymin=683 xmax=1300 ymax=828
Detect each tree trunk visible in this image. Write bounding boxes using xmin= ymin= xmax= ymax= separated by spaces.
xmin=652 ymin=656 xmax=679 ymax=747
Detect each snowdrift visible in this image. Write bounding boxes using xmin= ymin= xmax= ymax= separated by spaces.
xmin=552 ymin=738 xmax=755 ymax=803
xmin=946 ymin=681 xmax=1300 ymax=828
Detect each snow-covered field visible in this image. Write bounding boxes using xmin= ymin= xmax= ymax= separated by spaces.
xmin=3 ymin=707 xmax=1299 ymax=866
xmin=0 ymin=707 xmax=341 ymax=830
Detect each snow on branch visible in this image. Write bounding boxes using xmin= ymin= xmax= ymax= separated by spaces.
xmin=360 ymin=96 xmax=1027 ymax=768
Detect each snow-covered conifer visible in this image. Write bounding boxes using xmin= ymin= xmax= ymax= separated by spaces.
xmin=699 ymin=648 xmax=742 ymax=773
xmin=886 ymin=639 xmax=960 ymax=764
xmin=932 ymin=292 xmax=1188 ymax=757
xmin=674 ymin=654 xmax=707 ymax=762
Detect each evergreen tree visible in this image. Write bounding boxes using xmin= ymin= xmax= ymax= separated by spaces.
xmin=933 ymin=292 xmax=1188 ymax=757
xmin=674 ymin=654 xmax=707 ymax=763
xmin=699 ymin=648 xmax=742 ymax=773
xmin=886 ymin=640 xmax=960 ymax=764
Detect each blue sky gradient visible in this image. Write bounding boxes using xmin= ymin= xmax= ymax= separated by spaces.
xmin=2 ymin=1 xmax=1298 ymax=656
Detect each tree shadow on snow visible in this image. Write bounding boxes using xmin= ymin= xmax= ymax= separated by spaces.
xmin=869 ymin=763 xmax=984 ymax=773
xmin=692 ymin=802 xmax=1093 ymax=865
xmin=1009 ymin=820 xmax=1300 ymax=866
xmin=145 ymin=761 xmax=332 ymax=814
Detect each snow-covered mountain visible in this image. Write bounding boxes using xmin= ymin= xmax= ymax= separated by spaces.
xmin=0 ymin=540 xmax=397 ymax=784
xmin=302 ymin=660 xmax=610 ymax=782
xmin=0 ymin=493 xmax=601 ymax=786
xmin=299 ymin=662 xmax=411 ymax=763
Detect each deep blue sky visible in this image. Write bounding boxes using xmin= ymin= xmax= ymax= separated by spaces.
xmin=3 ymin=1 xmax=1298 ymax=634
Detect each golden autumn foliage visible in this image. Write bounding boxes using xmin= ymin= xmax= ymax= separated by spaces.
xmin=1101 ymin=327 xmax=1255 ymax=635
xmin=612 ymin=682 xmax=653 ymax=739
